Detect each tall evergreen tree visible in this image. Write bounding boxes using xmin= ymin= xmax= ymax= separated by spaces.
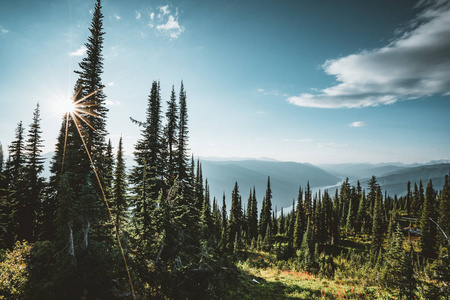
xmin=201 ymin=179 xmax=213 ymax=241
xmin=130 ymin=81 xmax=164 ymax=245
xmin=228 ymin=182 xmax=242 ymax=250
xmin=176 ymin=81 xmax=189 ymax=184
xmin=371 ymin=186 xmax=383 ymax=254
xmin=23 ymin=103 xmax=45 ymax=241
xmin=438 ymin=175 xmax=450 ymax=248
xmin=74 ymin=0 xmax=108 ymax=169
xmin=294 ymin=186 xmax=305 ymax=249
xmin=419 ymin=180 xmax=437 ymax=258
xmin=260 ymin=176 xmax=272 ymax=238
xmin=104 ymin=139 xmax=114 ymax=201
xmin=112 ymin=137 xmax=128 ymax=234
xmin=164 ymin=85 xmax=178 ymax=181
xmin=5 ymin=121 xmax=26 ymax=246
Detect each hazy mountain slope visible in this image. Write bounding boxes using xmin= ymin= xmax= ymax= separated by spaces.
xmin=201 ymin=160 xmax=340 ymax=209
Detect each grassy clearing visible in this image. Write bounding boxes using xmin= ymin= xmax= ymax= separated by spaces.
xmin=232 ymin=250 xmax=398 ymax=299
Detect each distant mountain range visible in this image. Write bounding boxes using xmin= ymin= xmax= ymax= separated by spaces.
xmin=41 ymin=152 xmax=450 ymax=211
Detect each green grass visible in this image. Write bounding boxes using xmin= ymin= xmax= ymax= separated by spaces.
xmin=231 ymin=249 xmax=400 ymax=299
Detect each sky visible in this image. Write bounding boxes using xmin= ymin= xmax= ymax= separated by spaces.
xmin=0 ymin=0 xmax=449 ymax=165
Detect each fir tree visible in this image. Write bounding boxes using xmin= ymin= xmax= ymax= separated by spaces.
xmin=293 ymin=186 xmax=305 ymax=249
xmin=419 ymin=180 xmax=437 ymax=258
xmin=112 ymin=137 xmax=128 ymax=234
xmin=371 ymin=186 xmax=383 ymax=254
xmin=164 ymin=85 xmax=178 ymax=181
xmin=201 ymin=179 xmax=213 ymax=241
xmin=176 ymin=81 xmax=189 ymax=184
xmin=23 ymin=103 xmax=45 ymax=241
xmin=260 ymin=176 xmax=272 ymax=239
xmin=228 ymin=182 xmax=242 ymax=250
xmin=438 ymin=175 xmax=450 ymax=248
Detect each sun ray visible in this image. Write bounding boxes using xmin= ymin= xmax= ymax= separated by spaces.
xmin=59 ymin=85 xmax=136 ymax=299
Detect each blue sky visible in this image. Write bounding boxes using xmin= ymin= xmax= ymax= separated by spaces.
xmin=1 ymin=0 xmax=449 ymax=164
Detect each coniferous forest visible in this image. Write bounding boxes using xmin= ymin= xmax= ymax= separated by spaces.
xmin=1 ymin=1 xmax=450 ymax=299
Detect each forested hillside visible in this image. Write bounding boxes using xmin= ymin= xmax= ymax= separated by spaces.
xmin=0 ymin=1 xmax=449 ymax=299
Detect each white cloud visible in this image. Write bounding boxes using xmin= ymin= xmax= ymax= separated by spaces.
xmin=349 ymin=121 xmax=368 ymax=127
xmin=114 ymin=14 xmax=121 ymax=20
xmin=0 ymin=25 xmax=9 ymax=34
xmin=69 ymin=45 xmax=87 ymax=56
xmin=159 ymin=5 xmax=170 ymax=16
xmin=257 ymin=88 xmax=264 ymax=92
xmin=284 ymin=138 xmax=313 ymax=143
xmin=288 ymin=1 xmax=450 ymax=109
xmin=150 ymin=12 xmax=155 ymax=20
xmin=318 ymin=142 xmax=348 ymax=148
xmin=107 ymin=82 xmax=114 ymax=86
xmin=105 ymin=100 xmax=121 ymax=106
xmin=135 ymin=11 xmax=141 ymax=20
xmin=156 ymin=15 xmax=184 ymax=38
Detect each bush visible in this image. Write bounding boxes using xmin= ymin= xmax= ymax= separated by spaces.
xmin=0 ymin=241 xmax=31 ymax=300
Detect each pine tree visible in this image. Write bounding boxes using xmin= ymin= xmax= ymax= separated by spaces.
xmin=104 ymin=139 xmax=114 ymax=201
xmin=228 ymin=182 xmax=242 ymax=250
xmin=201 ymin=179 xmax=213 ymax=241
xmin=74 ymin=0 xmax=108 ymax=169
xmin=23 ymin=103 xmax=45 ymax=241
xmin=419 ymin=180 xmax=437 ymax=258
xmin=438 ymin=175 xmax=450 ymax=248
xmin=220 ymin=192 xmax=228 ymax=251
xmin=5 ymin=121 xmax=26 ymax=246
xmin=371 ymin=186 xmax=383 ymax=254
xmin=278 ymin=207 xmax=285 ymax=235
xmin=176 ymin=81 xmax=189 ymax=184
xmin=249 ymin=187 xmax=258 ymax=241
xmin=356 ymin=190 xmax=367 ymax=233
xmin=164 ymin=85 xmax=178 ymax=181
xmin=260 ymin=176 xmax=272 ymax=239
xmin=411 ymin=182 xmax=420 ymax=217
xmin=130 ymin=81 xmax=164 ymax=246
xmin=293 ymin=186 xmax=305 ymax=249
xmin=405 ymin=181 xmax=411 ymax=215
xmin=112 ymin=137 xmax=128 ymax=234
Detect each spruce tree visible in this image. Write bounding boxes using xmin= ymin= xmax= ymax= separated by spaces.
xmin=112 ymin=137 xmax=128 ymax=234
xmin=23 ymin=103 xmax=45 ymax=241
xmin=201 ymin=179 xmax=213 ymax=241
xmin=228 ymin=182 xmax=242 ymax=250
xmin=438 ymin=175 xmax=450 ymax=248
xmin=293 ymin=186 xmax=305 ymax=249
xmin=164 ymin=85 xmax=178 ymax=181
xmin=5 ymin=121 xmax=26 ymax=246
xmin=371 ymin=186 xmax=383 ymax=254
xmin=260 ymin=176 xmax=272 ymax=239
xmin=176 ymin=81 xmax=189 ymax=184
xmin=419 ymin=180 xmax=437 ymax=258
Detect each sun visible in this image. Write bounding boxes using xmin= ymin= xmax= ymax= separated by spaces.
xmin=55 ymin=98 xmax=76 ymax=115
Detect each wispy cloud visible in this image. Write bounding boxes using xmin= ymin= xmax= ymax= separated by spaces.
xmin=257 ymin=88 xmax=264 ymax=92
xmin=318 ymin=142 xmax=348 ymax=148
xmin=150 ymin=12 xmax=155 ymax=20
xmin=105 ymin=100 xmax=121 ymax=106
xmin=288 ymin=1 xmax=450 ymax=109
xmin=107 ymin=82 xmax=114 ymax=86
xmin=159 ymin=5 xmax=170 ymax=16
xmin=156 ymin=14 xmax=184 ymax=39
xmin=349 ymin=121 xmax=368 ymax=127
xmin=0 ymin=25 xmax=9 ymax=34
xmin=114 ymin=14 xmax=121 ymax=20
xmin=284 ymin=138 xmax=313 ymax=143
xmin=69 ymin=45 xmax=86 ymax=56
xmin=135 ymin=11 xmax=141 ymax=20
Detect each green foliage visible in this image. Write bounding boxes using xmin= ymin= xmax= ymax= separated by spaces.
xmin=0 ymin=241 xmax=31 ymax=300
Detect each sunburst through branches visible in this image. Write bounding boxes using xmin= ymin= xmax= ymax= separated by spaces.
xmin=59 ymin=86 xmax=136 ymax=299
